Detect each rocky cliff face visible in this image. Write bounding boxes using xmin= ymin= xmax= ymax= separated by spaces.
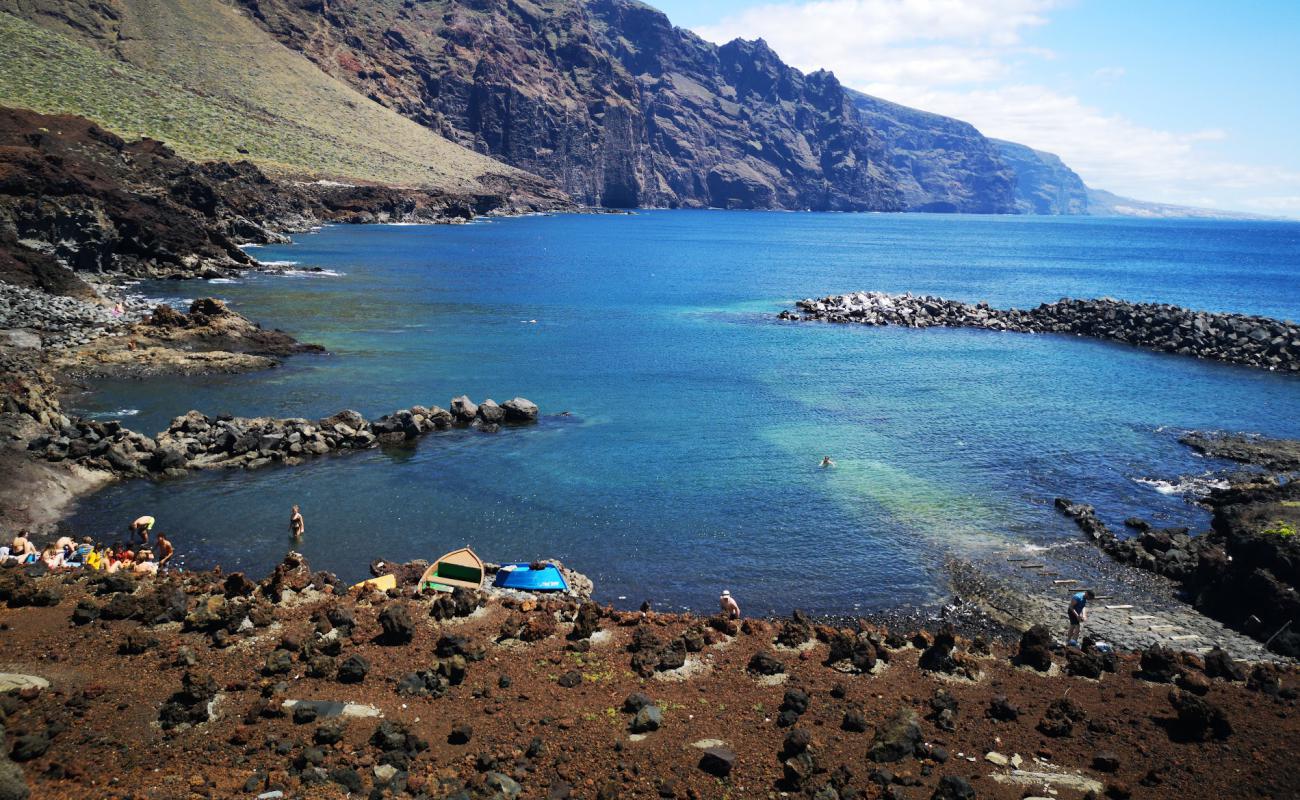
xmin=239 ymin=0 xmax=902 ymax=210
xmin=991 ymin=139 xmax=1089 ymax=215
xmin=849 ymin=91 xmax=1018 ymax=214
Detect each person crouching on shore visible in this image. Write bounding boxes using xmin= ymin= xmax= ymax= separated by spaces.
xmin=720 ymin=590 xmax=741 ymax=620
xmin=1067 ymin=589 xmax=1096 ymax=647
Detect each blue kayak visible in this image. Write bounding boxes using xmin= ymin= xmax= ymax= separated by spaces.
xmin=493 ymin=563 xmax=569 ymax=592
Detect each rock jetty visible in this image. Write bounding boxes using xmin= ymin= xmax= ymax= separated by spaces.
xmin=781 ymin=292 xmax=1300 ymax=372
xmin=27 ymin=397 xmax=541 ymax=478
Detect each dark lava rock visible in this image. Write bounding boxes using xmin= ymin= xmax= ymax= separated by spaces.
xmin=377 ymin=603 xmax=416 ymax=645
xmin=747 ymin=651 xmax=785 ymax=675
xmin=698 ymin=747 xmax=736 ymax=778
xmin=1139 ymin=645 xmax=1180 ymax=683
xmin=329 ymin=767 xmax=363 ymax=794
xmin=337 ymin=654 xmax=370 ymax=684
xmin=292 ymin=704 xmax=318 ymax=725
xmin=987 ymin=695 xmax=1019 ymax=722
xmin=314 ymin=723 xmax=344 ymax=745
xmin=557 ymin=670 xmax=582 ymax=688
xmin=326 ymin=605 xmax=356 ymax=633
xmin=1203 ymin=648 xmax=1246 ymax=681
xmin=8 ymin=735 xmax=48 ymax=763
xmin=931 ymin=775 xmax=975 ymax=800
xmin=448 ymin=723 xmax=473 ymax=745
xmin=1177 ymin=670 xmax=1212 ymax=696
xmin=1066 ymin=648 xmax=1105 ymax=679
xmin=570 ymin=600 xmax=601 ymax=640
xmin=69 ymin=599 xmax=100 ymax=626
xmin=842 ymin=708 xmax=869 ymax=733
xmin=1037 ymin=697 xmax=1087 ymax=738
xmin=630 ymin=705 xmax=662 ymax=733
xmin=782 ymin=749 xmax=822 ymax=790
xmin=825 ymin=630 xmax=877 ymax=672
xmin=776 ymin=609 xmax=813 ymax=647
xmin=263 ymin=649 xmax=294 ymax=675
xmin=118 ymin=629 xmax=157 ymax=655
xmin=1015 ymin=624 xmax=1054 ymax=671
xmin=1168 ymin=689 xmax=1232 ymax=741
xmin=868 ymin=708 xmax=921 ymax=762
xmin=1094 ymin=752 xmax=1121 ymax=773
xmin=158 ymin=670 xmax=219 ymax=730
xmin=917 ymin=624 xmax=959 ymax=673
xmin=623 ymin=692 xmax=652 ymax=713
xmin=781 ymin=728 xmax=812 ymax=758
xmin=781 ymin=688 xmax=810 ymax=715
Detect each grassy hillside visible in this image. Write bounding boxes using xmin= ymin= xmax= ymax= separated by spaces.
xmin=0 ymin=1 xmax=535 ymax=191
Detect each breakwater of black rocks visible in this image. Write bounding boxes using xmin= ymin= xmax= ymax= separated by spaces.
xmin=780 ymin=292 xmax=1300 ymax=372
xmin=27 ymin=395 xmax=540 ymax=479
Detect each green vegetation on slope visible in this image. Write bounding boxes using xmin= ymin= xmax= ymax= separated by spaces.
xmin=0 ymin=5 xmax=524 ymax=190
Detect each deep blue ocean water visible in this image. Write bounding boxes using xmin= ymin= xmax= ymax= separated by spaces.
xmin=68 ymin=212 xmax=1300 ymax=614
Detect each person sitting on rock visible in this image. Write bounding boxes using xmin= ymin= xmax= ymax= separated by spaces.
xmin=130 ymin=515 xmax=156 ymax=544
xmin=720 ymin=590 xmax=741 ymax=620
xmin=10 ymin=531 xmax=37 ymax=562
xmin=1066 ymin=589 xmax=1095 ymax=647
xmin=133 ymin=548 xmax=159 ymax=575
xmin=107 ymin=548 xmax=135 ymax=574
xmin=40 ymin=545 xmax=64 ymax=570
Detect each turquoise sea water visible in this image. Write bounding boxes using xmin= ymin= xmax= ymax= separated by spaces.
xmin=68 ymin=212 xmax=1300 ymax=614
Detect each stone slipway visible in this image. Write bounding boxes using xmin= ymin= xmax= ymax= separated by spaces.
xmin=951 ymin=545 xmax=1281 ymax=663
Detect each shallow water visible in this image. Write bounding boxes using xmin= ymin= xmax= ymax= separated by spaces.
xmin=69 ymin=212 xmax=1300 ymax=614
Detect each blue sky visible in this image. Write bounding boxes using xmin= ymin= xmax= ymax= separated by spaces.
xmin=646 ymin=0 xmax=1300 ymax=216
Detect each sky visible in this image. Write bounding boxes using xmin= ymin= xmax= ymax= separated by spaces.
xmin=645 ymin=0 xmax=1300 ymax=217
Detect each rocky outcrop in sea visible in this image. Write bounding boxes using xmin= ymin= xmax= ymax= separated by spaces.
xmin=27 ymin=397 xmax=541 ymax=479
xmin=782 ymin=292 xmax=1300 ymax=372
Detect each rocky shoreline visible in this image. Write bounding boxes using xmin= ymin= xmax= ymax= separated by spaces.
xmin=1054 ymin=433 xmax=1300 ymax=658
xmin=781 ymin=292 xmax=1300 ymax=372
xmin=0 ymin=553 xmax=1296 ymax=799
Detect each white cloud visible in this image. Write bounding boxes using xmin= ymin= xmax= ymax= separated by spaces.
xmin=695 ymin=0 xmax=1300 ymax=216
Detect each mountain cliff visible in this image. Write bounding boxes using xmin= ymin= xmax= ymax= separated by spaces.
xmin=239 ymin=0 xmax=902 ymax=210
xmin=0 ymin=0 xmax=1119 ymax=217
xmin=849 ymin=91 xmax=1018 ymax=213
xmin=990 ymin=139 xmax=1089 ymax=215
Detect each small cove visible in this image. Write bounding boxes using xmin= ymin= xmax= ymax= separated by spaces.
xmin=67 ymin=212 xmax=1300 ymax=614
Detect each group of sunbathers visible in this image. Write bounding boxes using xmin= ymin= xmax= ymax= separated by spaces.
xmin=1 ymin=515 xmax=174 ymax=574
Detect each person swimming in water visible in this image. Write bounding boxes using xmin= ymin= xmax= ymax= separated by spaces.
xmin=820 ymin=456 xmax=835 ymax=468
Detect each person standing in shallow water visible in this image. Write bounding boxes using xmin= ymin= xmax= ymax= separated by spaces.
xmin=129 ymin=515 xmax=155 ymax=544
xmin=1067 ymin=589 xmax=1095 ymax=646
xmin=157 ymin=532 xmax=174 ymax=568
xmin=720 ymin=590 xmax=741 ymax=620
xmin=289 ymin=505 xmax=305 ymax=539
